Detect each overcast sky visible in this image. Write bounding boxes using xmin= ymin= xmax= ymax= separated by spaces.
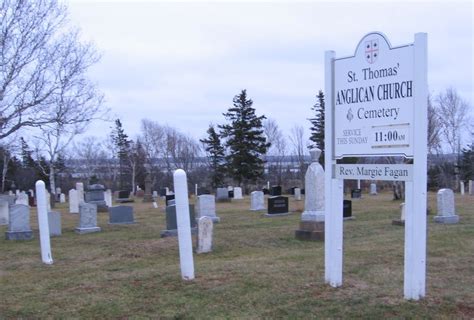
xmin=66 ymin=0 xmax=473 ymax=147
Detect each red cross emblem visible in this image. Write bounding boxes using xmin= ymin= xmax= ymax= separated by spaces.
xmin=365 ymin=39 xmax=379 ymax=64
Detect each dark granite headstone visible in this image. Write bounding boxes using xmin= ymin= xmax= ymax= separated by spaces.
xmin=351 ymin=189 xmax=362 ymax=199
xmin=267 ymin=196 xmax=289 ymax=215
xmin=85 ymin=184 xmax=107 ymax=211
xmin=165 ymin=194 xmax=175 ymax=206
xmin=301 ymin=189 xmax=305 ymax=195
xmin=108 ymin=206 xmax=135 ymax=224
xmin=160 ymin=204 xmax=197 ymax=237
xmin=270 ymin=186 xmax=282 ymax=196
xmin=116 ymin=190 xmax=134 ymax=203
xmin=262 ymin=188 xmax=269 ymax=195
xmin=159 ymin=188 xmax=167 ymax=197
xmin=28 ymin=196 xmax=36 ymax=207
xmin=228 ymin=190 xmax=234 ymax=198
xmin=343 ymin=200 xmax=352 ymax=218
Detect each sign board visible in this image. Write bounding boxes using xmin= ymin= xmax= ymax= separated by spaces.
xmin=334 ymin=32 xmax=414 ymax=158
xmin=335 ymin=164 xmax=413 ymax=181
xmin=324 ymin=32 xmax=428 ymax=301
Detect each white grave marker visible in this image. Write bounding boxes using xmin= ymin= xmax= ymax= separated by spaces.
xmin=36 ymin=180 xmax=53 ymax=264
xmin=174 ymin=169 xmax=195 ymax=280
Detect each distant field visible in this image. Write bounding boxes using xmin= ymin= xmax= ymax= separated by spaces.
xmin=1 ymin=192 xmax=473 ymax=318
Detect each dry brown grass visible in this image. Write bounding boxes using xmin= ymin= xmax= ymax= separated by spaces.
xmin=0 ymin=192 xmax=473 ymax=318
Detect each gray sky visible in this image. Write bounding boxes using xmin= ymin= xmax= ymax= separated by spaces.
xmin=66 ymin=0 xmax=473 ymax=146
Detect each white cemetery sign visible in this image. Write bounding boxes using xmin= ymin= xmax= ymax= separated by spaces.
xmin=325 ymin=32 xmax=427 ymax=300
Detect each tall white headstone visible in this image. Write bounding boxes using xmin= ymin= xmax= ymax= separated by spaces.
xmin=36 ymin=180 xmax=53 ymax=264
xmin=104 ymin=189 xmax=112 ymax=207
xmin=301 ymin=148 xmax=325 ymax=221
xmin=370 ymin=183 xmax=377 ymax=195
xmin=59 ymin=193 xmax=66 ymax=203
xmin=294 ymin=188 xmax=302 ymax=201
xmin=250 ymin=191 xmax=265 ymax=211
xmin=174 ymin=169 xmax=195 ymax=280
xmin=469 ymin=180 xmax=473 ymax=195
xmin=460 ymin=181 xmax=465 ymax=195
xmin=76 ymin=182 xmax=84 ymax=203
xmin=69 ymin=189 xmax=79 ymax=214
xmin=196 ymin=216 xmax=213 ymax=254
xmin=434 ymin=189 xmax=459 ymax=224
xmin=233 ymin=187 xmax=243 ymax=199
xmin=15 ymin=192 xmax=29 ymax=206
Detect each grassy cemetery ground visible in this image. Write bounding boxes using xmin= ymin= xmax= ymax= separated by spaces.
xmin=1 ymin=192 xmax=473 ymax=318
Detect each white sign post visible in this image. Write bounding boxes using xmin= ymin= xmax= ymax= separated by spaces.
xmin=324 ymin=32 xmax=427 ymax=300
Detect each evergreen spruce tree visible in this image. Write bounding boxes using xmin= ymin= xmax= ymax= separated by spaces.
xmin=460 ymin=143 xmax=474 ymax=182
xmin=219 ymin=90 xmax=269 ymax=187
xmin=309 ymin=90 xmax=325 ymax=164
xmin=200 ymin=125 xmax=226 ymax=188
xmin=111 ymin=119 xmax=131 ymax=190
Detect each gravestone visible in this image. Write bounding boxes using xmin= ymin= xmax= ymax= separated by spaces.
xmin=28 ymin=195 xmax=36 ymax=207
xmin=165 ymin=194 xmax=175 ymax=206
xmin=228 ymin=190 xmax=234 ymax=198
xmin=295 ymin=220 xmax=324 ymax=241
xmin=5 ymin=204 xmax=33 ymax=240
xmin=195 ymin=195 xmax=220 ymax=222
xmin=29 ymin=189 xmax=34 ymax=198
xmin=392 ymin=202 xmax=406 ymax=226
xmin=76 ymin=182 xmax=84 ymax=203
xmin=434 ymin=189 xmax=459 ymax=223
xmin=85 ymin=184 xmax=107 ymax=211
xmin=469 ymin=180 xmax=473 ymax=195
xmin=153 ymin=201 xmax=158 ymax=208
xmin=46 ymin=191 xmax=52 ymax=210
xmin=296 ymin=148 xmax=325 ymax=241
xmin=152 ymin=190 xmax=158 ymax=198
xmin=160 ymin=204 xmax=197 ymax=237
xmin=108 ymin=206 xmax=135 ymax=224
xmin=69 ymin=189 xmax=79 ymax=213
xmin=262 ymin=188 xmax=270 ymax=195
xmin=168 ymin=199 xmax=176 ymax=206
xmin=48 ymin=211 xmax=62 ymax=236
xmin=460 ymin=181 xmax=465 ymax=195
xmin=0 ymin=200 xmax=9 ymax=225
xmin=351 ymin=189 xmax=362 ymax=199
xmin=59 ymin=193 xmax=66 ymax=203
xmin=15 ymin=192 xmax=29 ymax=206
xmin=159 ymin=188 xmax=167 ymax=197
xmin=143 ymin=175 xmax=153 ymax=202
xmin=104 ymin=189 xmax=112 ymax=207
xmin=270 ymin=186 xmax=282 ymax=196
xmin=233 ymin=187 xmax=243 ymax=199
xmin=0 ymin=194 xmax=15 ymax=205
xmin=266 ymin=196 xmax=289 ymax=216
xmin=301 ymin=149 xmax=325 ymax=222
xmin=250 ymin=191 xmax=265 ymax=211
xmin=116 ymin=190 xmax=134 ymax=203
xmin=75 ymin=203 xmax=101 ymax=234
xmin=216 ymin=188 xmax=230 ymax=202
xmin=343 ymin=200 xmax=353 ymax=220
xmin=370 ymin=183 xmax=377 ymax=195
xmin=294 ymin=188 xmax=302 ymax=201
xmin=196 ymin=216 xmax=213 ymax=254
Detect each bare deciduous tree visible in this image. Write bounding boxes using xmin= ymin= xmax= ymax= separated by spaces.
xmin=0 ymin=0 xmax=104 ymax=140
xmin=289 ymin=125 xmax=308 ymax=185
xmin=427 ymin=95 xmax=441 ymax=155
xmin=264 ymin=118 xmax=287 ymax=185
xmin=436 ymin=88 xmax=471 ymax=155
